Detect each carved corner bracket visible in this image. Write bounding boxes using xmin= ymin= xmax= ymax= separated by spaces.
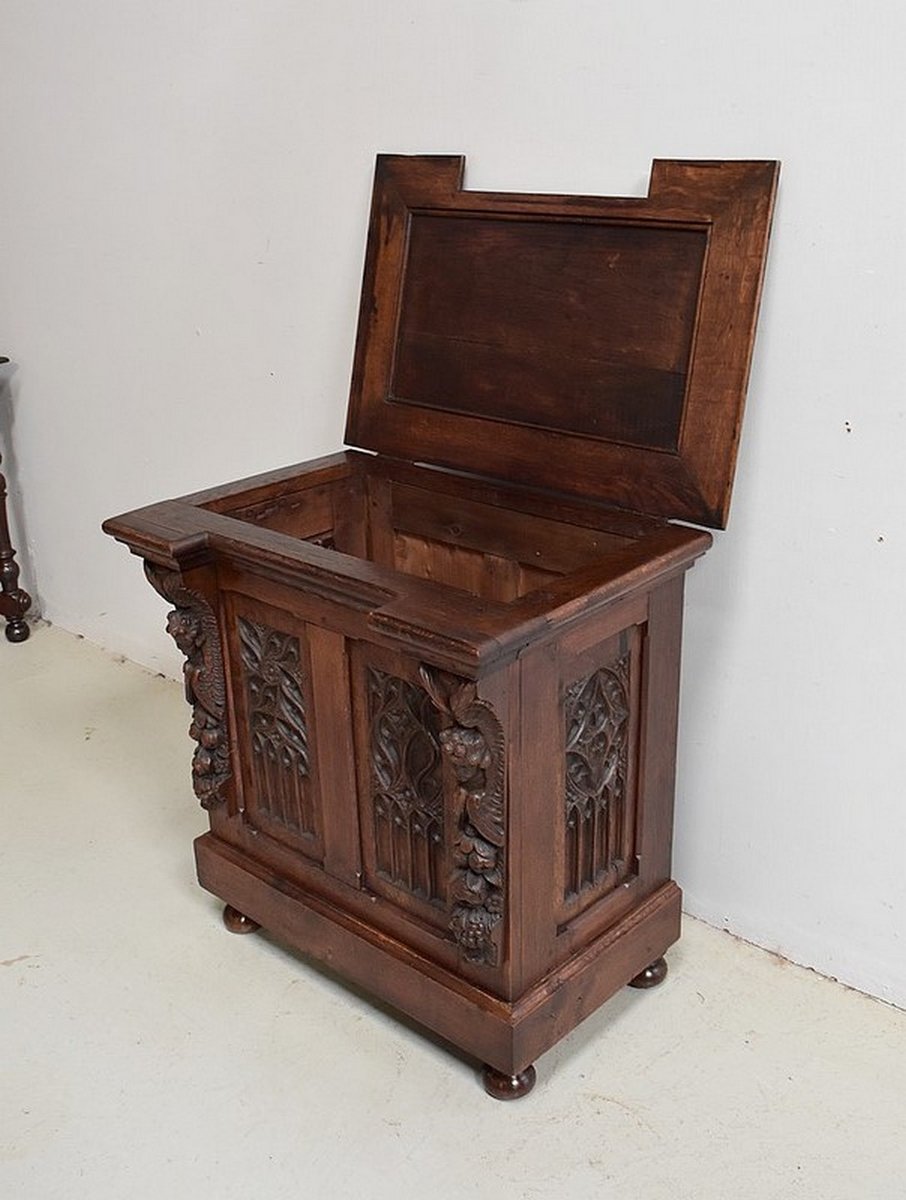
xmin=144 ymin=562 xmax=230 ymax=809
xmin=419 ymin=666 xmax=505 ymax=968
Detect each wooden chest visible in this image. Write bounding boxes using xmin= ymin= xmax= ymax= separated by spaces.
xmin=104 ymin=156 xmax=778 ymax=1098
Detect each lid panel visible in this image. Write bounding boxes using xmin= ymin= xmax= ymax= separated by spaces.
xmin=393 ymin=213 xmax=708 ymax=453
xmin=346 ymin=155 xmax=778 ymax=528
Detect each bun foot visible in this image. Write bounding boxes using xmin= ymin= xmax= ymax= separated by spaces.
xmin=222 ymin=904 xmax=261 ymax=934
xmin=628 ymin=956 xmax=668 ymax=989
xmin=5 ymin=617 xmax=29 ymax=643
xmin=482 ymin=1063 xmax=537 ymax=1100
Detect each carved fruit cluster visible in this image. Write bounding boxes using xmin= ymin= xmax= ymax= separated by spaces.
xmin=421 ymin=668 xmax=505 ymax=967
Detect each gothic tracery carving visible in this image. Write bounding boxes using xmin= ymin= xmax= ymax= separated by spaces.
xmin=238 ymin=617 xmax=314 ymax=838
xmin=564 ymin=655 xmax=631 ymax=899
xmin=368 ymin=668 xmax=445 ymax=902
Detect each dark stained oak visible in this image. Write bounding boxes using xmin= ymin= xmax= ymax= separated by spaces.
xmin=103 ymin=155 xmax=777 ymax=1098
xmin=394 ymin=214 xmax=706 ymax=452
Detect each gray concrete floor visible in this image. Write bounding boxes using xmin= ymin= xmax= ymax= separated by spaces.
xmin=3 ymin=624 xmax=905 ymax=1199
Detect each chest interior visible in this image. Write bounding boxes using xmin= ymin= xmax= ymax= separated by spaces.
xmin=204 ymin=456 xmax=660 ymax=604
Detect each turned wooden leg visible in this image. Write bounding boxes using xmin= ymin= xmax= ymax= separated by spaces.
xmin=482 ymin=1063 xmax=537 ymax=1100
xmin=0 ymin=459 xmax=31 ymax=643
xmin=222 ymin=904 xmax=261 ymax=934
xmin=628 ymin=956 xmax=668 ymax=989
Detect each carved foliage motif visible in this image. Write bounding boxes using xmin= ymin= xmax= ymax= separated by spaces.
xmin=144 ymin=563 xmax=230 ymax=809
xmin=420 ymin=666 xmax=505 ymax=967
xmin=564 ymin=655 xmax=631 ymax=900
xmin=368 ymin=669 xmax=445 ymax=903
xmin=238 ymin=618 xmax=315 ymax=839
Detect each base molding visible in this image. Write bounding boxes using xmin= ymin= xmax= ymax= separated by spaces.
xmin=195 ymin=832 xmax=681 ymax=1075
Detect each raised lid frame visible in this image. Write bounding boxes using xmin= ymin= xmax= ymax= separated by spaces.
xmin=345 ymin=155 xmax=778 ymax=529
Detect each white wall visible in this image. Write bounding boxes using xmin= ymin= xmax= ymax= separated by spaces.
xmin=2 ymin=2 xmax=904 ymax=1006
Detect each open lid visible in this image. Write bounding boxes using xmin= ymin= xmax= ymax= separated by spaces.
xmin=345 ymin=155 xmax=778 ymax=528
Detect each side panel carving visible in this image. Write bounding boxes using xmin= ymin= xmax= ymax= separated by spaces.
xmin=238 ymin=617 xmax=316 ymax=840
xmin=420 ymin=667 xmax=505 ymax=968
xmin=564 ymin=655 xmax=632 ymax=900
xmin=144 ymin=563 xmax=230 ymax=809
xmin=367 ymin=668 xmax=445 ymax=903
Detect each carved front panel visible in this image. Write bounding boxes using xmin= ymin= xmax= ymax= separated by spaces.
xmin=357 ymin=656 xmax=506 ymax=967
xmin=238 ymin=617 xmax=317 ymax=842
xmin=563 ymin=654 xmax=634 ymax=902
xmin=367 ymin=668 xmax=445 ymax=904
